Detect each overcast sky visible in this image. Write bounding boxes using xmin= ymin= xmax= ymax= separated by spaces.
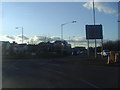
xmin=0 ymin=1 xmax=119 ymax=47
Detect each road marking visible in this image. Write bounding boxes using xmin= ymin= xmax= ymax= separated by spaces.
xmin=42 ymin=66 xmax=100 ymax=88
xmin=79 ymin=78 xmax=99 ymax=88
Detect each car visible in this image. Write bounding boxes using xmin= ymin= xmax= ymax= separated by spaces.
xmin=72 ymin=49 xmax=80 ymax=55
xmin=101 ymin=50 xmax=110 ymax=56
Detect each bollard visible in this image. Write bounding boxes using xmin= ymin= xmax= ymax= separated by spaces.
xmin=107 ymin=55 xmax=110 ymax=64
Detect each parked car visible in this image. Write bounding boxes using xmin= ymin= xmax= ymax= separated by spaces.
xmin=72 ymin=48 xmax=80 ymax=55
xmin=101 ymin=50 xmax=110 ymax=56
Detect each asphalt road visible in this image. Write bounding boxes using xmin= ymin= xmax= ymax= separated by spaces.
xmin=2 ymin=56 xmax=120 ymax=88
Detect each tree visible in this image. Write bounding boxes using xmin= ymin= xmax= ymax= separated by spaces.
xmin=103 ymin=40 xmax=120 ymax=51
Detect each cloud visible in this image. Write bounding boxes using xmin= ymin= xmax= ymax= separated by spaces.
xmin=33 ymin=36 xmax=46 ymax=41
xmin=83 ymin=2 xmax=116 ymax=14
xmin=74 ymin=37 xmax=86 ymax=42
xmin=0 ymin=35 xmax=113 ymax=48
xmin=4 ymin=35 xmax=15 ymax=40
xmin=14 ymin=35 xmax=29 ymax=43
xmin=0 ymin=35 xmax=15 ymax=42
xmin=66 ymin=36 xmax=112 ymax=47
xmin=66 ymin=36 xmax=87 ymax=43
xmin=29 ymin=36 xmax=47 ymax=44
xmin=16 ymin=35 xmax=61 ymax=44
xmin=16 ymin=35 xmax=29 ymax=40
xmin=66 ymin=37 xmax=87 ymax=47
xmin=49 ymin=36 xmax=60 ymax=42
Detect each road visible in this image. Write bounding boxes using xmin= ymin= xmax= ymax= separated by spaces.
xmin=2 ymin=56 xmax=119 ymax=88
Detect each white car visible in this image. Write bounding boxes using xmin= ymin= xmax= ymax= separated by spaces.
xmin=101 ymin=50 xmax=110 ymax=56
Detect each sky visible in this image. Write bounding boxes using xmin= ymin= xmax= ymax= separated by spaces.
xmin=0 ymin=1 xmax=119 ymax=47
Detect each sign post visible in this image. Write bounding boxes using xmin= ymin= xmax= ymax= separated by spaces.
xmin=85 ymin=0 xmax=103 ymax=59
xmin=85 ymin=25 xmax=103 ymax=58
xmin=101 ymin=39 xmax=103 ymax=58
xmin=87 ymin=39 xmax=90 ymax=58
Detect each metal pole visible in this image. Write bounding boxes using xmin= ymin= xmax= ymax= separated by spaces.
xmin=93 ymin=0 xmax=96 ymax=25
xmin=118 ymin=2 xmax=120 ymax=40
xmin=93 ymin=0 xmax=97 ymax=59
xmin=60 ymin=21 xmax=76 ymax=55
xmin=94 ymin=37 xmax=97 ymax=59
xmin=101 ymin=39 xmax=103 ymax=58
xmin=87 ymin=39 xmax=90 ymax=58
xmin=61 ymin=24 xmax=63 ymax=56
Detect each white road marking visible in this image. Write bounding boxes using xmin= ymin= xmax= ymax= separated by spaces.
xmin=42 ymin=65 xmax=100 ymax=88
xmin=79 ymin=78 xmax=99 ymax=88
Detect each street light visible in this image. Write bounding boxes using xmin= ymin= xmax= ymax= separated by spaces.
xmin=61 ymin=20 xmax=77 ymax=40
xmin=16 ymin=27 xmax=24 ymax=44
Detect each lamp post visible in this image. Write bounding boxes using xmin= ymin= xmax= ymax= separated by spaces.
xmin=60 ymin=21 xmax=76 ymax=56
xmin=93 ymin=0 xmax=97 ymax=59
xmin=61 ymin=21 xmax=76 ymax=40
xmin=16 ymin=27 xmax=24 ymax=44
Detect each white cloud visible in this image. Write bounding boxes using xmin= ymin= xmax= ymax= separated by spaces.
xmin=0 ymin=34 xmax=75 ymax=44
xmin=0 ymin=35 xmax=113 ymax=48
xmin=74 ymin=37 xmax=86 ymax=42
xmin=5 ymin=35 xmax=15 ymax=40
xmin=28 ymin=36 xmax=59 ymax=44
xmin=16 ymin=35 xmax=29 ymax=40
xmin=0 ymin=35 xmax=15 ymax=43
xmin=83 ymin=2 xmax=116 ymax=14
xmin=49 ymin=36 xmax=60 ymax=42
xmin=66 ymin=36 xmax=87 ymax=43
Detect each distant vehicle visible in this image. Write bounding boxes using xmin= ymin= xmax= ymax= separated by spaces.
xmin=72 ymin=47 xmax=86 ymax=55
xmin=101 ymin=50 xmax=110 ymax=56
xmin=72 ymin=48 xmax=80 ymax=55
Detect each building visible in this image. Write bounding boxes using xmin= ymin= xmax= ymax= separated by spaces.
xmin=54 ymin=40 xmax=72 ymax=55
xmin=1 ymin=40 xmax=73 ymax=56
xmin=1 ymin=41 xmax=11 ymax=56
xmin=27 ymin=44 xmax=38 ymax=55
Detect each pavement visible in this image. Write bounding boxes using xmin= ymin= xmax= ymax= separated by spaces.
xmin=2 ymin=55 xmax=120 ymax=88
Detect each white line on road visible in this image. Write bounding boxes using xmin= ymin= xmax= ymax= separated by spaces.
xmin=42 ymin=66 xmax=100 ymax=88
xmin=79 ymin=78 xmax=99 ymax=88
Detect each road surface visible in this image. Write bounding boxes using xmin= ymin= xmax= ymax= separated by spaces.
xmin=2 ymin=56 xmax=119 ymax=88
